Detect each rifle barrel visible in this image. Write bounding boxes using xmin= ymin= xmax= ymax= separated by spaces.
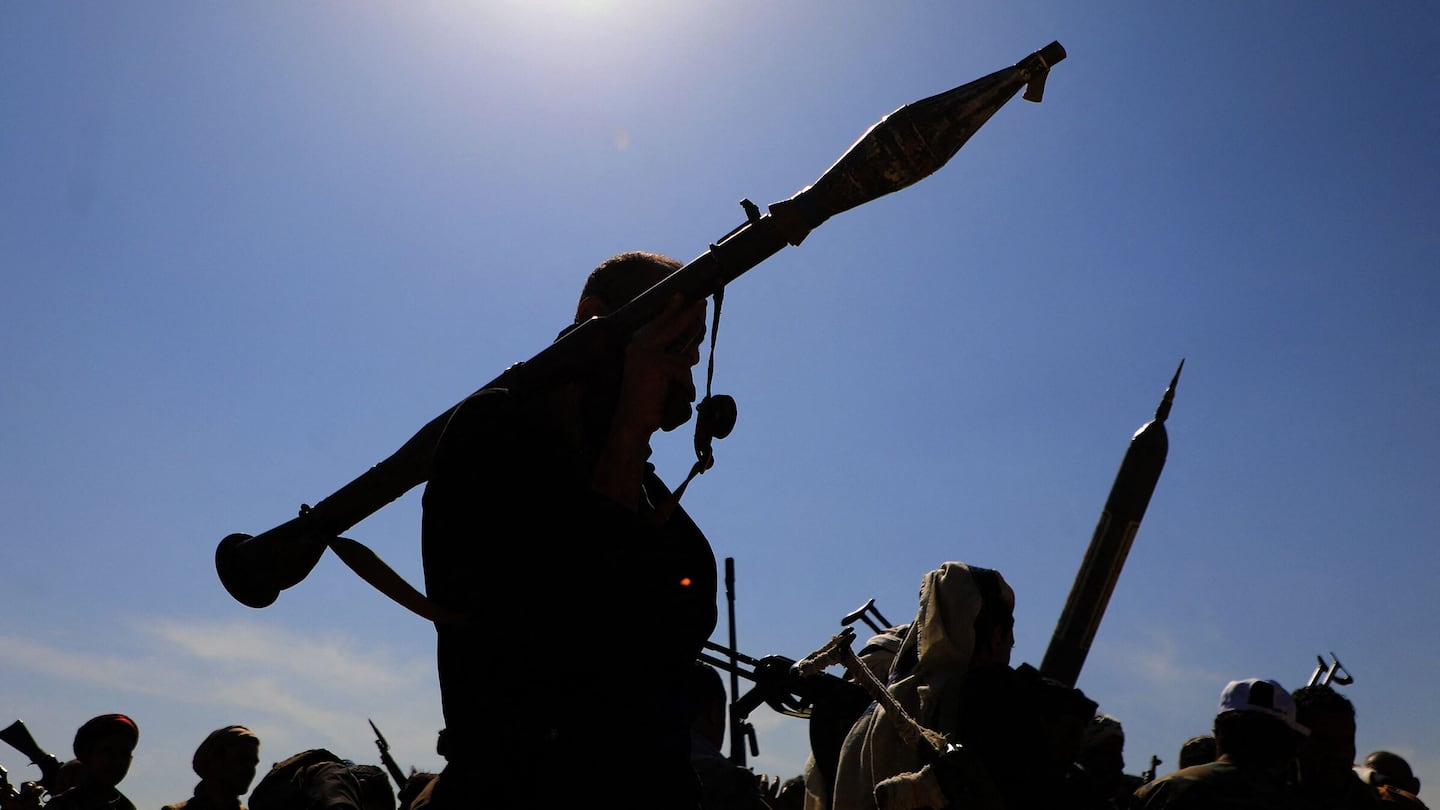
xmin=368 ymin=719 xmax=407 ymax=789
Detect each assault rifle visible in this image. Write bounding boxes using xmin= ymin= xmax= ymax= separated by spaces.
xmin=367 ymin=719 xmax=409 ymax=791
xmin=1307 ymin=652 xmax=1354 ymax=687
xmin=0 ymin=720 xmax=61 ymax=792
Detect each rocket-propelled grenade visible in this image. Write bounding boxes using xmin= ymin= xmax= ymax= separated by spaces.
xmin=773 ymin=40 xmax=1067 ymax=236
xmin=1040 ymin=360 xmax=1183 ymax=688
xmin=215 ymin=42 xmax=1067 ymax=610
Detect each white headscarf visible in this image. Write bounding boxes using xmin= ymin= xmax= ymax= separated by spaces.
xmin=830 ymin=561 xmax=1013 ymax=810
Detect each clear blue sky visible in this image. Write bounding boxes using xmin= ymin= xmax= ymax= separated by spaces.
xmin=3 ymin=3 xmax=1438 ymax=807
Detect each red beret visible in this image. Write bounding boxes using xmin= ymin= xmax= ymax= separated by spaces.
xmin=73 ymin=714 xmax=138 ymax=757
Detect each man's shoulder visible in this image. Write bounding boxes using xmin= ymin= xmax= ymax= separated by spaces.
xmin=442 ymin=387 xmax=524 ymax=436
xmin=1377 ymin=785 xmax=1430 ymax=809
xmin=47 ymin=788 xmax=138 ymax=810
xmin=425 ymin=387 xmax=555 ymax=487
xmin=1131 ymin=762 xmax=1252 ymax=808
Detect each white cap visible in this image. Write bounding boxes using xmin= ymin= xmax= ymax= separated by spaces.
xmin=1217 ymin=677 xmax=1309 ymax=736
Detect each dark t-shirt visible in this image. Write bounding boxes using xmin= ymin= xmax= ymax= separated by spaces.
xmin=420 ymin=387 xmax=718 ymax=803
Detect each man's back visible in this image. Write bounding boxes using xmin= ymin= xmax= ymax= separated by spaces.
xmin=1132 ymin=761 xmax=1301 ymax=810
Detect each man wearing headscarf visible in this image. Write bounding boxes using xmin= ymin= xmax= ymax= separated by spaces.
xmin=832 ymin=562 xmax=1100 ymax=810
xmin=162 ymin=726 xmax=262 ymax=810
xmin=830 ymin=562 xmax=1017 ymax=810
xmin=44 ymin=714 xmax=139 ymax=810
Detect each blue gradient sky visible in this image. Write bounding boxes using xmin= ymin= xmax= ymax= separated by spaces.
xmin=4 ymin=3 xmax=1439 ymax=808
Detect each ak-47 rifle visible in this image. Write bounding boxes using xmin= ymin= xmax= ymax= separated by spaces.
xmin=1307 ymin=652 xmax=1354 ymax=687
xmin=367 ymin=719 xmax=408 ymax=791
xmin=698 ymin=594 xmax=909 ymax=786
xmin=0 ymin=720 xmax=62 ymax=793
xmin=212 ymin=41 xmax=1068 ymax=615
xmin=841 ymin=598 xmax=895 ymax=637
xmin=699 ymin=642 xmax=851 ymax=725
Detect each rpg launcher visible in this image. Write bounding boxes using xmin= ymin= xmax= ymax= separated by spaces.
xmin=214 ymin=41 xmax=1068 ymax=611
xmin=1041 ymin=361 xmax=1183 ymax=688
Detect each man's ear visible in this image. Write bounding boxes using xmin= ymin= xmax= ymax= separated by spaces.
xmin=575 ymin=295 xmax=611 ymax=322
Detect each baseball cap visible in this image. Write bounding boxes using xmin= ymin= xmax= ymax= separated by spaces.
xmin=1217 ymin=677 xmax=1309 ymax=735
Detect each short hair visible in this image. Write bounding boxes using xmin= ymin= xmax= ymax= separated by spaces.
xmin=1213 ymin=710 xmax=1301 ymax=766
xmin=578 ymin=251 xmax=683 ymax=317
xmin=1364 ymin=750 xmax=1420 ymax=795
xmin=1178 ymin=734 xmax=1217 ymax=768
xmin=685 ymin=660 xmax=727 ymax=720
xmin=1292 ymin=683 xmax=1355 ymax=726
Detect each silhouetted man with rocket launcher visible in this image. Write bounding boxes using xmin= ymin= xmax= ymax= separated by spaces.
xmin=212 ymin=40 xmax=1068 ymax=613
xmin=212 ymin=42 xmax=1068 ymax=810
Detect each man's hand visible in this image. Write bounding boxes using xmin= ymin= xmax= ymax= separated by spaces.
xmin=756 ymin=773 xmax=804 ymax=810
xmin=0 ymin=782 xmax=46 ymax=810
